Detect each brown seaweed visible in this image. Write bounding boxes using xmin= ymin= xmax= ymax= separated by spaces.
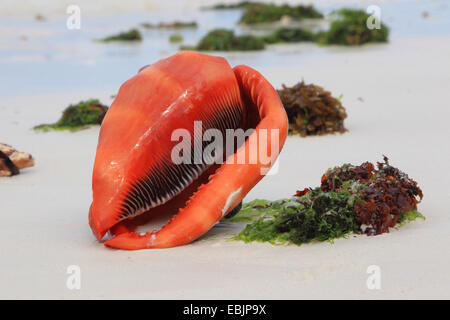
xmin=277 ymin=81 xmax=347 ymax=136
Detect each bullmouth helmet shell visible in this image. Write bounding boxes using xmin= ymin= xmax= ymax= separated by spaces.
xmin=89 ymin=51 xmax=288 ymax=249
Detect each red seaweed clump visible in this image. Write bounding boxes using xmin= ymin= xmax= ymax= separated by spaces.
xmin=354 ymin=158 xmax=423 ymax=235
xmin=320 ymin=156 xmax=423 ymax=235
xmin=320 ymin=161 xmax=375 ymax=192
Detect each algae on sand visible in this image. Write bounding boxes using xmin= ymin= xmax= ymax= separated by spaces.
xmin=191 ymin=27 xmax=316 ymax=52
xmin=317 ymin=9 xmax=389 ymax=45
xmin=169 ymin=34 xmax=183 ymax=43
xmin=233 ymin=189 xmax=361 ymax=245
xmin=263 ymin=27 xmax=315 ymax=44
xmin=239 ymin=3 xmax=323 ymax=24
xmin=195 ymin=29 xmax=265 ymax=51
xmin=141 ymin=21 xmax=197 ymax=29
xmin=189 ymin=7 xmax=389 ymax=52
xmin=278 ymin=81 xmax=347 ymax=136
xmin=206 ymin=1 xmax=260 ymax=10
xmin=34 ymin=99 xmax=108 ymax=132
xmin=231 ymin=159 xmax=424 ymax=246
xmin=97 ymin=29 xmax=142 ymax=42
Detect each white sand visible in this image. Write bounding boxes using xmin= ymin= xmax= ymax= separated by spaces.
xmin=1 ymin=36 xmax=449 ymax=299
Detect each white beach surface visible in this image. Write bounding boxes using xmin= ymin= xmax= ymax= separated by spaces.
xmin=1 ymin=35 xmax=449 ymax=299
xmin=1 ymin=0 xmax=450 ymax=299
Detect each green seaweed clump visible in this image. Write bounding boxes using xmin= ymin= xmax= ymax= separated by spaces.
xmin=169 ymin=34 xmax=183 ymax=43
xmin=208 ymin=1 xmax=260 ymax=10
xmin=318 ymin=9 xmax=389 ymax=45
xmin=191 ymin=27 xmax=315 ymax=51
xmin=34 ymin=99 xmax=108 ymax=132
xmin=98 ymin=29 xmax=142 ymax=42
xmin=235 ymin=189 xmax=361 ymax=245
xmin=263 ymin=27 xmax=315 ymax=44
xmin=228 ymin=199 xmax=289 ymax=223
xmin=240 ymin=3 xmax=323 ymax=24
xmin=277 ymin=81 xmax=347 ymax=136
xmin=233 ymin=158 xmax=424 ymax=245
xmin=196 ymin=29 xmax=265 ymax=51
xmin=141 ymin=21 xmax=197 ymax=29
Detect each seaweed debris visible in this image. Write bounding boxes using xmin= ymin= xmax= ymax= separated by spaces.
xmin=169 ymin=34 xmax=183 ymax=43
xmin=195 ymin=29 xmax=265 ymax=51
xmin=207 ymin=1 xmax=260 ymax=10
xmin=188 ymin=7 xmax=389 ymax=51
xmin=232 ymin=158 xmax=424 ymax=245
xmin=141 ymin=21 xmax=197 ymax=29
xmin=317 ymin=9 xmax=389 ymax=45
xmin=34 ymin=99 xmax=108 ymax=132
xmin=277 ymin=81 xmax=347 ymax=136
xmin=204 ymin=7 xmax=387 ymax=46
xmin=263 ymin=27 xmax=315 ymax=44
xmin=239 ymin=3 xmax=323 ymax=24
xmin=97 ymin=29 xmax=142 ymax=42
xmin=321 ymin=156 xmax=424 ymax=235
xmin=190 ymin=27 xmax=316 ymax=51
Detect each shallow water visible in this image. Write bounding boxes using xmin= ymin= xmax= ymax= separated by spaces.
xmin=0 ymin=0 xmax=449 ymax=98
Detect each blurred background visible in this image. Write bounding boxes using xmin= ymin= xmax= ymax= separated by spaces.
xmin=1 ymin=0 xmax=449 ymax=97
